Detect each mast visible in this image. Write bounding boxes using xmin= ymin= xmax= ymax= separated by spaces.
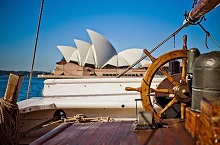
xmin=186 ymin=0 xmax=220 ymax=23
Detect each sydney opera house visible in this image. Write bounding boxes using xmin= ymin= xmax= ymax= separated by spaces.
xmin=52 ymin=29 xmax=153 ymax=78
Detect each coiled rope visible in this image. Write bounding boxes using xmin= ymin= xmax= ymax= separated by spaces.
xmin=0 ymin=98 xmax=19 ymax=145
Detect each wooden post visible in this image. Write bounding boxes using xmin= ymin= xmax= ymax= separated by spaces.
xmin=4 ymin=73 xmax=24 ymax=105
xmin=0 ymin=73 xmax=24 ymax=144
xmin=181 ymin=103 xmax=186 ymax=119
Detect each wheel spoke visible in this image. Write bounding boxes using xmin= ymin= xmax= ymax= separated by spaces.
xmin=181 ymin=58 xmax=187 ymax=83
xmin=181 ymin=35 xmax=187 ymax=83
xmin=158 ymin=97 xmax=178 ymax=118
xmin=125 ymin=87 xmax=141 ymax=92
xmin=150 ymin=88 xmax=174 ymax=94
xmin=143 ymin=49 xmax=156 ymax=62
xmin=159 ymin=66 xmax=179 ymax=86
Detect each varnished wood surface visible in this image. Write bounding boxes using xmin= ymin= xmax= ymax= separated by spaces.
xmin=31 ymin=119 xmax=196 ymax=145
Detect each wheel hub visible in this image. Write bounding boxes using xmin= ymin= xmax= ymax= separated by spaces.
xmin=173 ymin=83 xmax=191 ymax=102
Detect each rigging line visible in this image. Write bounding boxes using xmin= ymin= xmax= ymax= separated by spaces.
xmin=26 ymin=0 xmax=45 ymax=99
xmin=209 ymin=34 xmax=220 ymax=48
xmin=198 ymin=23 xmax=220 ymax=49
xmin=116 ymin=22 xmax=189 ymax=78
xmin=205 ymin=34 xmax=210 ymax=49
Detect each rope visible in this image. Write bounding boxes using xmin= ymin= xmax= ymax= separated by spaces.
xmin=26 ymin=0 xmax=45 ymax=99
xmin=64 ymin=114 xmax=115 ymax=123
xmin=20 ymin=113 xmax=114 ymax=137
xmin=198 ymin=23 xmax=220 ymax=49
xmin=173 ymin=34 xmax=176 ymax=48
xmin=0 ymin=99 xmax=19 ymax=145
xmin=205 ymin=34 xmax=210 ymax=49
xmin=116 ymin=22 xmax=189 ymax=78
xmin=44 ymin=114 xmax=114 ymax=126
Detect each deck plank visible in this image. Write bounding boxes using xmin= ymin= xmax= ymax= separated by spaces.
xmin=81 ymin=122 xmax=111 ymax=145
xmin=108 ymin=121 xmax=133 ymax=145
xmin=170 ymin=119 xmax=196 ymax=145
xmin=72 ymin=122 xmax=103 ymax=145
xmin=61 ymin=123 xmax=93 ymax=144
xmin=44 ymin=123 xmax=92 ymax=145
xmin=31 ymin=119 xmax=196 ymax=145
xmin=120 ymin=121 xmax=137 ymax=144
xmin=94 ymin=121 xmax=122 ymax=144
xmin=160 ymin=120 xmax=177 ymax=145
xmin=148 ymin=128 xmax=162 ymax=145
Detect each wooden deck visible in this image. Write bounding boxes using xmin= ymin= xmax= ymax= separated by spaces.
xmin=30 ymin=119 xmax=196 ymax=145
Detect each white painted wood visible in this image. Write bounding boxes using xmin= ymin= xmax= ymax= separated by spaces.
xmin=43 ymin=77 xmax=163 ymax=97
xmin=18 ymin=77 xmax=163 ymax=113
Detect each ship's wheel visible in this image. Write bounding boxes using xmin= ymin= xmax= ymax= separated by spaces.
xmin=126 ymin=35 xmax=190 ymax=119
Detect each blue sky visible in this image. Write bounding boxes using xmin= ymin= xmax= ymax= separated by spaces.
xmin=0 ymin=0 xmax=220 ymax=72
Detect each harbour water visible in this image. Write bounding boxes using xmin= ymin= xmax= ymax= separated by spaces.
xmin=0 ymin=76 xmax=44 ymax=102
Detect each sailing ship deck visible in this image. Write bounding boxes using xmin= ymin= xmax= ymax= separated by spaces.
xmin=30 ymin=119 xmax=196 ymax=145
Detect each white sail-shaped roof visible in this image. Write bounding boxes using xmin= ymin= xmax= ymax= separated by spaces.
xmin=140 ymin=59 xmax=152 ymax=67
xmin=57 ymin=30 xmax=151 ymax=70
xmin=69 ymin=49 xmax=80 ymax=64
xmin=102 ymin=55 xmax=129 ymax=68
xmin=57 ymin=46 xmax=76 ymax=62
xmin=84 ymin=45 xmax=96 ymax=66
xmin=118 ymin=48 xmax=146 ymax=68
xmin=87 ymin=29 xmax=117 ymax=68
xmin=74 ymin=39 xmax=91 ymax=66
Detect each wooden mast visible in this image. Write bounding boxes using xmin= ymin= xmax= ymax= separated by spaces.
xmin=187 ymin=0 xmax=220 ymax=23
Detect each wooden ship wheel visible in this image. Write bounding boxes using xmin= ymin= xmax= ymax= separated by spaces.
xmin=126 ymin=35 xmax=190 ymax=120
